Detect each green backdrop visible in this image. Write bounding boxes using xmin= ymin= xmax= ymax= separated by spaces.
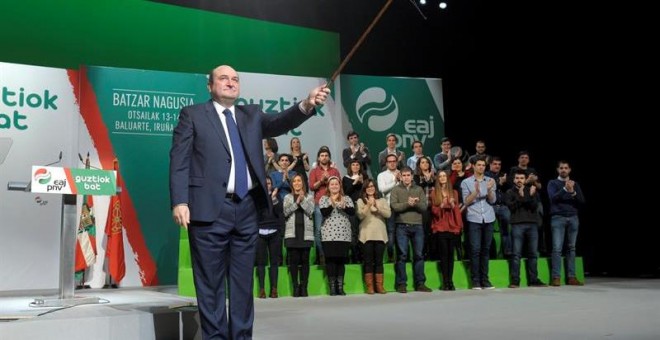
xmin=0 ymin=0 xmax=338 ymax=77
xmin=0 ymin=0 xmax=338 ymax=286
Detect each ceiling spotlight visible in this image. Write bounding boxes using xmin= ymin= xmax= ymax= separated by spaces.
xmin=420 ymin=0 xmax=427 ymax=5
xmin=439 ymin=2 xmax=447 ymax=9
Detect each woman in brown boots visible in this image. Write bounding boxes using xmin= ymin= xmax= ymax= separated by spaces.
xmin=356 ymin=179 xmax=391 ymax=294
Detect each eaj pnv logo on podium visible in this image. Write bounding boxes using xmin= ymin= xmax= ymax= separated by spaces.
xmin=30 ymin=166 xmax=117 ymax=195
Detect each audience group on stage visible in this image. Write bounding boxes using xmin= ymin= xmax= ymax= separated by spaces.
xmin=254 ymin=133 xmax=586 ymax=298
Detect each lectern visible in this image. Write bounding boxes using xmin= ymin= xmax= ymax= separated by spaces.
xmin=7 ymin=165 xmax=117 ymax=307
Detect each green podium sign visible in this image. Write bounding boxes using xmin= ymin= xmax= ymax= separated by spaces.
xmin=30 ymin=166 xmax=116 ymax=195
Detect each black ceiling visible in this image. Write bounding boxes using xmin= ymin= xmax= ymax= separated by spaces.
xmin=150 ymin=1 xmax=652 ymax=276
xmin=153 ymin=0 xmax=461 ymax=78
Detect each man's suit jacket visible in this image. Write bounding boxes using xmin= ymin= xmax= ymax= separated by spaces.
xmin=170 ymin=100 xmax=313 ymax=222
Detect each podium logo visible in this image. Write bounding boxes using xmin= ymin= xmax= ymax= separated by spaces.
xmin=33 ymin=168 xmax=51 ymax=184
xmin=355 ymin=87 xmax=398 ymax=132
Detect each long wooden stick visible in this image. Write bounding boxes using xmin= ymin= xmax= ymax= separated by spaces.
xmin=327 ymin=0 xmax=394 ymax=87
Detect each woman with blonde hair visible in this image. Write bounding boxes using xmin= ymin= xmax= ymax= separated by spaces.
xmin=283 ymin=174 xmax=315 ymax=297
xmin=431 ymin=170 xmax=463 ymax=291
xmin=289 ymin=137 xmax=311 ymax=184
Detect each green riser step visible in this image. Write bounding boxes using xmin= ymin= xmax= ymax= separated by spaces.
xmin=178 ymin=229 xmax=582 ymax=297
xmin=178 ymin=257 xmax=584 ymax=297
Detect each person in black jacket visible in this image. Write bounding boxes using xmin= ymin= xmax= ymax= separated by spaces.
xmin=504 ymin=169 xmax=547 ymax=288
xmin=255 ymin=175 xmax=285 ymax=298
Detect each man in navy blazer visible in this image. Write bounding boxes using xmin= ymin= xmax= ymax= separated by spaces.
xmin=170 ymin=65 xmax=330 ymax=339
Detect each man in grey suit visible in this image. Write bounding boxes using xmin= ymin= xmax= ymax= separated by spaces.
xmin=170 ymin=65 xmax=330 ymax=339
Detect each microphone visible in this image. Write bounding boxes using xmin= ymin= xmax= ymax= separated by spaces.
xmin=7 ymin=151 xmax=63 ymax=192
xmin=78 ymin=152 xmax=101 ymax=170
xmin=44 ymin=151 xmax=63 ymax=167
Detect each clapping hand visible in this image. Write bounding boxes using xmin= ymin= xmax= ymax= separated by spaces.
xmin=368 ymin=196 xmax=376 ymax=206
xmin=369 ymin=198 xmax=378 ymax=212
xmin=528 ymin=173 xmax=538 ymax=184
xmin=565 ymin=180 xmax=575 ymax=193
xmin=487 ymin=178 xmax=495 ymax=191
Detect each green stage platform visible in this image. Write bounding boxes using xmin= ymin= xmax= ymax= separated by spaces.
xmin=177 ymin=229 xmax=584 ymax=297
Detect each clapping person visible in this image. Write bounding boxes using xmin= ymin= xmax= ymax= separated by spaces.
xmin=449 ymin=157 xmax=473 ymax=194
xmin=319 ymin=176 xmax=355 ymax=295
xmin=485 ymin=156 xmax=512 ymax=258
xmin=264 ymin=137 xmax=280 ymax=173
xmin=377 ymin=133 xmax=405 ymax=171
xmin=255 ymin=175 xmax=284 ymax=298
xmin=461 ymin=157 xmax=497 ymax=290
xmin=309 ymin=146 xmax=341 ymax=265
xmin=342 ymin=131 xmax=372 ymax=176
xmin=433 ymin=137 xmax=453 ymax=172
xmin=356 ymin=179 xmax=391 ymax=294
xmin=377 ymin=154 xmax=401 ymax=262
xmin=449 ymin=157 xmax=472 ymax=259
xmin=547 ymin=160 xmax=586 ymax=286
xmin=283 ymin=174 xmax=315 ymax=297
xmin=414 ymin=156 xmax=435 ymax=260
xmin=504 ymin=170 xmax=547 ymax=288
xmin=289 ymin=137 xmax=311 ymax=185
xmin=407 ymin=140 xmax=433 ymax=172
xmin=343 ymin=159 xmax=366 ymax=264
xmin=270 ymin=154 xmax=297 ymax=201
xmin=390 ymin=167 xmax=432 ymax=293
xmin=431 ymin=170 xmax=463 ymax=291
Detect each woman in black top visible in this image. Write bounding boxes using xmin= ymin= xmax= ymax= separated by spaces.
xmin=255 ymin=175 xmax=284 ymax=298
xmin=343 ymin=159 xmax=365 ymax=263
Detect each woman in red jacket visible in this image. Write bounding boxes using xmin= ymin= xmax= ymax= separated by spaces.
xmin=431 ymin=170 xmax=463 ymax=291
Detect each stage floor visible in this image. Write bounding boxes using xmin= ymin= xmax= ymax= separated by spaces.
xmin=1 ymin=277 xmax=659 ymax=340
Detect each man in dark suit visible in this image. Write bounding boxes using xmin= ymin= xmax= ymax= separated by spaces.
xmin=170 ymin=64 xmax=330 ymax=340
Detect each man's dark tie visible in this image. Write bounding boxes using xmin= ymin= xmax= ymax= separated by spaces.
xmin=223 ymin=109 xmax=248 ymax=198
